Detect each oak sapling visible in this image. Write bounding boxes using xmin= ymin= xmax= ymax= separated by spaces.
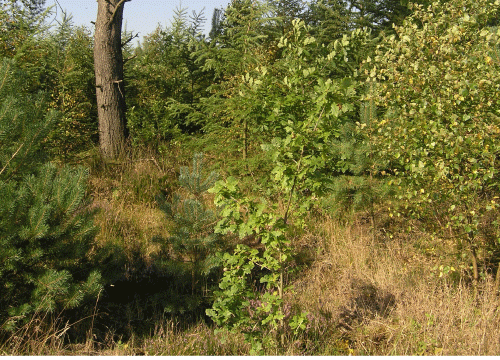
xmin=206 ymin=20 xmax=364 ymax=353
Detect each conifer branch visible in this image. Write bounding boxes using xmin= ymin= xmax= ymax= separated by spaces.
xmin=0 ymin=143 xmax=23 ymax=176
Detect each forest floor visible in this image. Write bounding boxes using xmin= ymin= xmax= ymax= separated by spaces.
xmin=2 ymin=144 xmax=500 ymax=356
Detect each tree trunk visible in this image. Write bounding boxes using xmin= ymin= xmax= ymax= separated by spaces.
xmin=94 ymin=0 xmax=128 ymax=160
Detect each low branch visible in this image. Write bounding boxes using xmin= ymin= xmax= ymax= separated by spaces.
xmin=114 ymin=80 xmax=124 ymax=98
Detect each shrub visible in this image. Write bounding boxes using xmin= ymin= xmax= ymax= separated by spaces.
xmin=366 ymin=0 xmax=500 ymax=286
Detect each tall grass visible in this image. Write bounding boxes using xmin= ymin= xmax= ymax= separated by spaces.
xmin=289 ymin=217 xmax=500 ymax=355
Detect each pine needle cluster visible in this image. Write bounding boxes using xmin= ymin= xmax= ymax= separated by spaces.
xmin=0 ymin=58 xmax=101 ymax=333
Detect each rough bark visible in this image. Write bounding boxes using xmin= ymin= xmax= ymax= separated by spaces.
xmin=94 ymin=0 xmax=128 ymax=160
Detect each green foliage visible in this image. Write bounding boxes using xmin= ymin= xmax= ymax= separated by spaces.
xmin=304 ymin=0 xmax=351 ymax=46
xmin=0 ymin=4 xmax=98 ymax=158
xmin=6 ymin=0 xmax=500 ymax=350
xmin=127 ymin=97 xmax=181 ymax=146
xmin=348 ymin=0 xmax=421 ymax=34
xmin=154 ymin=153 xmax=222 ymax=311
xmin=1 ymin=0 xmax=47 ymax=18
xmin=207 ymin=177 xmax=308 ymax=354
xmin=194 ymin=0 xmax=275 ymax=157
xmin=20 ymin=0 xmax=46 ymax=16
xmin=46 ymin=18 xmax=98 ymax=157
xmin=367 ymin=0 xmax=500 ymax=282
xmin=0 ymin=164 xmax=101 ymax=322
xmin=0 ymin=164 xmax=101 ymax=330
xmin=0 ymin=59 xmax=101 ymax=332
xmin=0 ymin=58 xmax=55 ymax=179
xmin=324 ymin=93 xmax=393 ymax=221
xmin=127 ymin=7 xmax=209 ymax=147
xmin=268 ymin=0 xmax=306 ymax=35
xmin=177 ymin=153 xmax=219 ymax=196
xmin=249 ymin=20 xmax=370 ymax=200
xmin=209 ymin=7 xmax=225 ymax=39
xmin=0 ymin=2 xmax=61 ymax=97
xmin=206 ymin=20 xmax=370 ymax=352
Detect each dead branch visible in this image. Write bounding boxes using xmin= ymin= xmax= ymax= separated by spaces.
xmin=109 ymin=0 xmax=131 ymax=26
xmin=122 ymin=32 xmax=139 ymax=47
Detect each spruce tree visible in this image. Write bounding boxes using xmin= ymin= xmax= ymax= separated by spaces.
xmin=268 ymin=0 xmax=306 ymax=35
xmin=154 ymin=153 xmax=222 ymax=311
xmin=46 ymin=17 xmax=99 ymax=158
xmin=209 ymin=7 xmax=225 ymax=39
xmin=347 ymin=0 xmax=431 ymax=34
xmin=195 ymin=0 xmax=277 ymax=166
xmin=326 ymin=93 xmax=392 ymax=225
xmin=20 ymin=0 xmax=46 ymax=17
xmin=304 ymin=0 xmax=351 ymax=46
xmin=126 ymin=6 xmax=210 ymax=146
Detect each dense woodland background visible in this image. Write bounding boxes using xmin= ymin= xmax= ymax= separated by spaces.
xmin=1 ymin=0 xmax=500 ymax=355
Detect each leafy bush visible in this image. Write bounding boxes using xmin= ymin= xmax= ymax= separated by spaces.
xmin=366 ymin=0 xmax=500 ymax=285
xmin=206 ymin=20 xmax=369 ymax=353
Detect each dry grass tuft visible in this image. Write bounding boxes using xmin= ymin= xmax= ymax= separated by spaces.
xmin=76 ymin=320 xmax=251 ymax=356
xmin=290 ymin=216 xmax=500 ymax=355
xmin=139 ymin=321 xmax=250 ymax=355
xmin=2 ymin=314 xmax=67 ymax=355
xmin=85 ymin=146 xmax=179 ymax=266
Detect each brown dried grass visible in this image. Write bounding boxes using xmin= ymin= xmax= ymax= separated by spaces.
xmin=290 ymin=216 xmax=500 ymax=355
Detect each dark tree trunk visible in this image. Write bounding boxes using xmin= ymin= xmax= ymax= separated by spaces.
xmin=94 ymin=0 xmax=128 ymax=160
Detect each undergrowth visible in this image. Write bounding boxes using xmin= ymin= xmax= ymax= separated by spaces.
xmin=1 ymin=144 xmax=500 ymax=355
